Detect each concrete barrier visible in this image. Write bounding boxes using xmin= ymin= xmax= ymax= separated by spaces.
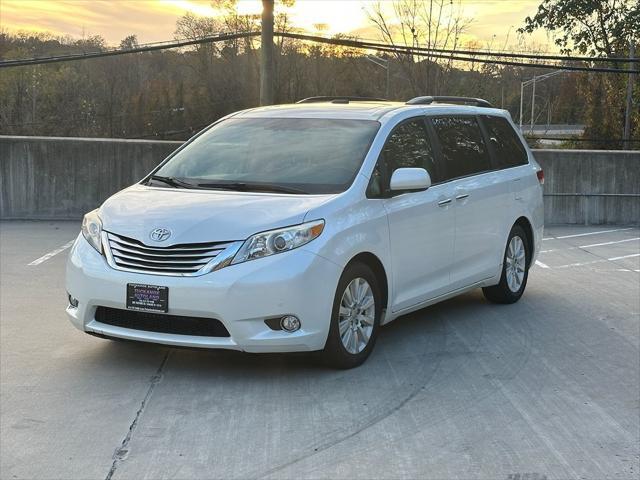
xmin=0 ymin=136 xmax=181 ymax=220
xmin=1 ymin=136 xmax=638 ymax=224
xmin=533 ymin=149 xmax=639 ymax=225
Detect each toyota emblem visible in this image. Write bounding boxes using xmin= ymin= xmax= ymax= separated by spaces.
xmin=150 ymin=228 xmax=172 ymax=242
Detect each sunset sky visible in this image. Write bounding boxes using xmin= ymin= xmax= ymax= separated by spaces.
xmin=1 ymin=0 xmax=554 ymax=49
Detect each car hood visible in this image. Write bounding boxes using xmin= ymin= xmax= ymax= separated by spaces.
xmin=99 ymin=185 xmax=334 ymax=244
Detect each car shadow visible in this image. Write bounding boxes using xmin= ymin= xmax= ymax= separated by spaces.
xmin=95 ymin=287 xmax=516 ymax=375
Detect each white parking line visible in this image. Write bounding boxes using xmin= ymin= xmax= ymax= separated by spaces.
xmin=542 ymin=228 xmax=635 ymax=241
xmin=541 ymin=237 xmax=640 ymax=253
xmin=608 ymin=253 xmax=640 ymax=261
xmin=554 ymin=253 xmax=640 ymax=269
xmin=579 ymin=237 xmax=639 ymax=249
xmin=535 ymin=260 xmax=550 ymax=269
xmin=28 ymin=240 xmax=75 ymax=266
xmin=557 ymin=260 xmax=600 ymax=269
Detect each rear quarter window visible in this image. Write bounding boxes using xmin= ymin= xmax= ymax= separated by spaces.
xmin=431 ymin=116 xmax=491 ymax=180
xmin=481 ymin=115 xmax=529 ymax=168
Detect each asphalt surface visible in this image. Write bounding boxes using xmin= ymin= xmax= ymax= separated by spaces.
xmin=1 ymin=221 xmax=639 ymax=480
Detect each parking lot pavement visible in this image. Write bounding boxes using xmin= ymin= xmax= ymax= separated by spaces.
xmin=1 ymin=221 xmax=638 ymax=480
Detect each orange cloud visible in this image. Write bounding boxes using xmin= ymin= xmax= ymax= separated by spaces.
xmin=0 ymin=0 xmax=551 ymax=49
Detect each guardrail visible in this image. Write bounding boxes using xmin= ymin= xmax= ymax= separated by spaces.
xmin=1 ymin=136 xmax=638 ymax=225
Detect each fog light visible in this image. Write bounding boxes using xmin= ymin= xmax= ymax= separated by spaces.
xmin=67 ymin=293 xmax=78 ymax=308
xmin=280 ymin=315 xmax=300 ymax=332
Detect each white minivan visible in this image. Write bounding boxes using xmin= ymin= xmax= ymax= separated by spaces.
xmin=66 ymin=96 xmax=544 ymax=368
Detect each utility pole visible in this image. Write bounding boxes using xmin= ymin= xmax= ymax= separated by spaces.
xmin=260 ymin=0 xmax=275 ymax=106
xmin=623 ymin=41 xmax=636 ymax=148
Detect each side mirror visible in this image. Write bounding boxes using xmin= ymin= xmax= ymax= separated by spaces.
xmin=389 ymin=168 xmax=431 ymax=192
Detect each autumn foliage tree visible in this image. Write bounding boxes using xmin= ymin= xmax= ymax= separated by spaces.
xmin=520 ymin=0 xmax=639 ymax=148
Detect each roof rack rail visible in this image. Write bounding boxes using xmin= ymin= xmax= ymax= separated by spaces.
xmin=296 ymin=96 xmax=390 ymax=104
xmin=406 ymin=96 xmax=493 ymax=108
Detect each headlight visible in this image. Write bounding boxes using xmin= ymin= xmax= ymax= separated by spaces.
xmin=231 ymin=220 xmax=324 ymax=265
xmin=81 ymin=209 xmax=103 ymax=254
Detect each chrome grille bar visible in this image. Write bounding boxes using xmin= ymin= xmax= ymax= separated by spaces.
xmin=114 ymin=259 xmax=203 ymax=272
xmin=109 ymin=233 xmax=231 ymax=254
xmin=109 ymin=242 xmax=222 ymax=258
xmin=103 ymin=231 xmax=243 ymax=276
xmin=110 ymin=250 xmax=216 ymax=265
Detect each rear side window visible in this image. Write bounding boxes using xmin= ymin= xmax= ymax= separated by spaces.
xmin=431 ymin=116 xmax=491 ymax=180
xmin=482 ymin=115 xmax=528 ymax=168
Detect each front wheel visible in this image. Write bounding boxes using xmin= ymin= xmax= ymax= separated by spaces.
xmin=321 ymin=263 xmax=381 ymax=369
xmin=482 ymin=224 xmax=530 ymax=304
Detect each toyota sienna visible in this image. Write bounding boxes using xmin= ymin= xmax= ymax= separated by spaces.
xmin=66 ymin=96 xmax=544 ymax=368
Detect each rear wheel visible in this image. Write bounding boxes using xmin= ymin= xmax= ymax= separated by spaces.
xmin=322 ymin=263 xmax=381 ymax=369
xmin=482 ymin=224 xmax=530 ymax=304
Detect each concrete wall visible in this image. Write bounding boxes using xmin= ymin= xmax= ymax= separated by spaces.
xmin=1 ymin=136 xmax=638 ymax=224
xmin=0 ymin=136 xmax=181 ymax=220
xmin=534 ymin=149 xmax=639 ymax=225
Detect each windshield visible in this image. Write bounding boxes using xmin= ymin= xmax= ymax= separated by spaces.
xmin=150 ymin=118 xmax=380 ymax=194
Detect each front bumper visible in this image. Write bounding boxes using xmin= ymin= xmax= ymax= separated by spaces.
xmin=65 ymin=235 xmax=341 ymax=352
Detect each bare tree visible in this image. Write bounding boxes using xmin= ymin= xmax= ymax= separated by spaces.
xmin=367 ymin=0 xmax=471 ymax=95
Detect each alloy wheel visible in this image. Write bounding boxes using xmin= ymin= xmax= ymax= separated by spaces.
xmin=505 ymin=235 xmax=526 ymax=292
xmin=338 ymin=277 xmax=375 ymax=354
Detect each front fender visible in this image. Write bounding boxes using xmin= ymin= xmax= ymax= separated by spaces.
xmin=302 ymin=191 xmax=393 ymax=319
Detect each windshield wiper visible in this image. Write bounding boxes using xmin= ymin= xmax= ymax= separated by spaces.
xmin=195 ymin=182 xmax=309 ymax=194
xmin=147 ymin=175 xmax=196 ymax=189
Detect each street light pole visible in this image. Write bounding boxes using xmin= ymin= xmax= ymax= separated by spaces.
xmin=519 ymin=81 xmax=524 ymax=130
xmin=364 ymin=55 xmax=390 ymax=98
xmin=386 ymin=62 xmax=390 ymax=98
xmin=530 ymin=75 xmax=536 ymax=134
xmin=519 ymin=69 xmax=566 ymax=133
xmin=623 ymin=41 xmax=636 ymax=147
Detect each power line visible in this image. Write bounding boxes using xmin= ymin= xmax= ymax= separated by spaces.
xmin=1 ymin=31 xmax=638 ymax=74
xmin=6 ymin=29 xmax=638 ymax=65
xmin=351 ymin=33 xmax=630 ymax=58
xmin=0 ymin=31 xmax=260 ymax=68
xmin=283 ymin=33 xmax=640 ymax=74
xmin=304 ymin=32 xmax=640 ymax=64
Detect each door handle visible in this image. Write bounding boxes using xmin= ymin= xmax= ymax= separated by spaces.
xmin=437 ymin=198 xmax=452 ymax=207
xmin=455 ymin=194 xmax=469 ymax=200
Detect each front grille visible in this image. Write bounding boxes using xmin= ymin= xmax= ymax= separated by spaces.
xmin=95 ymin=307 xmax=230 ymax=337
xmin=106 ymin=232 xmax=234 ymax=275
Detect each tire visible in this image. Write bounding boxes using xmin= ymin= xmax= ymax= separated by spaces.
xmin=321 ymin=262 xmax=382 ymax=369
xmin=482 ymin=224 xmax=530 ymax=304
